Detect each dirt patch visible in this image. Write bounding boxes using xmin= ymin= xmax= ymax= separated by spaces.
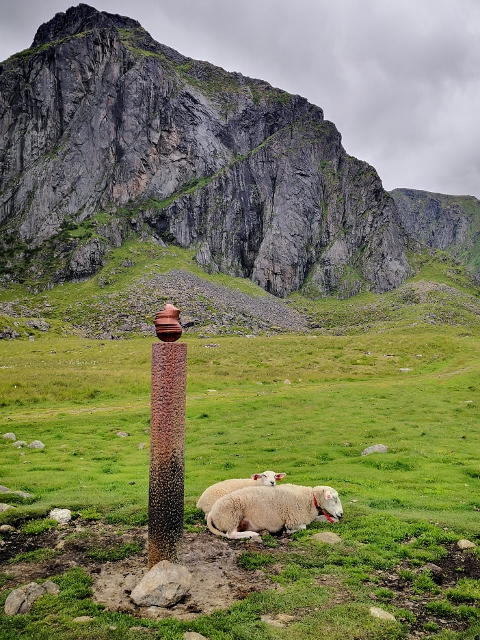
xmin=373 ymin=546 xmax=480 ymax=637
xmin=0 ymin=521 xmax=277 ymax=620
xmin=92 ymin=532 xmax=279 ymax=619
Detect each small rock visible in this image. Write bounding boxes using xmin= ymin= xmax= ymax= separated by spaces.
xmin=72 ymin=616 xmax=94 ymax=623
xmin=422 ymin=563 xmax=444 ymax=583
xmin=457 ymin=539 xmax=476 ymax=550
xmin=283 ymin=379 xmax=291 ymax=384
xmin=49 ymin=508 xmax=72 ymax=524
xmin=399 ymin=368 xmax=412 ymax=372
xmin=138 ymin=442 xmax=147 ymax=450
xmin=0 ymin=503 xmax=13 ymax=513
xmin=42 ymin=580 xmax=60 ymax=595
xmin=13 ymin=491 xmax=34 ymax=499
xmin=12 ymin=441 xmax=27 ymax=448
xmin=184 ymin=633 xmax=208 ymax=640
xmin=116 ymin=431 xmax=129 ymax=438
xmin=28 ymin=440 xmax=45 ymax=449
xmin=369 ymin=606 xmax=396 ymax=621
xmin=3 ymin=433 xmax=16 ymax=441
xmin=312 ymin=532 xmax=342 ymax=544
xmin=0 ymin=485 xmax=11 ymax=492
xmin=4 ymin=582 xmax=48 ymax=615
xmin=130 ymin=561 xmax=192 ymax=607
xmin=361 ymin=444 xmax=388 ymax=456
xmin=0 ymin=524 xmax=14 ymax=532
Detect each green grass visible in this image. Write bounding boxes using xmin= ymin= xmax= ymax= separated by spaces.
xmin=86 ymin=541 xmax=143 ymax=562
xmin=8 ymin=548 xmax=56 ymax=564
xmin=1 ymin=263 xmax=480 ymax=638
xmin=1 ymin=326 xmax=479 ymax=531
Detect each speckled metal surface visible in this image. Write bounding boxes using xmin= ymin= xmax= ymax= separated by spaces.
xmin=148 ymin=342 xmax=187 ymax=567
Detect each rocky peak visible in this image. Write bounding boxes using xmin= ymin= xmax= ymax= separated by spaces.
xmin=0 ymin=5 xmax=410 ymax=298
xmin=32 ymin=4 xmax=141 ymax=47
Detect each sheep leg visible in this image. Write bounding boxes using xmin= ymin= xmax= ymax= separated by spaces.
xmin=226 ymin=529 xmax=261 ymax=539
xmin=285 ymin=523 xmax=307 ymax=534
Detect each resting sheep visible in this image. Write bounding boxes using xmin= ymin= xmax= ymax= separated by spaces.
xmin=197 ymin=470 xmax=286 ymax=516
xmin=207 ymin=484 xmax=343 ymax=539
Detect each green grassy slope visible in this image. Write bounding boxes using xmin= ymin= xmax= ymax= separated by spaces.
xmin=1 ymin=325 xmax=479 ymax=531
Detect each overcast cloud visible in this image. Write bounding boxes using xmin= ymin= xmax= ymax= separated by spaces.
xmin=1 ymin=0 xmax=480 ymax=197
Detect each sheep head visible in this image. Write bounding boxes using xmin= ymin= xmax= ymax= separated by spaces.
xmin=313 ymin=486 xmax=343 ymax=521
xmin=251 ymin=471 xmax=287 ymax=486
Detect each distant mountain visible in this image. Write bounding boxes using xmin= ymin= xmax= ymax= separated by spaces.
xmin=0 ymin=3 xmax=410 ymax=298
xmin=390 ymin=188 xmax=480 ymax=280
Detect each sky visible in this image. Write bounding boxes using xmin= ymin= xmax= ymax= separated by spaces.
xmin=1 ymin=0 xmax=480 ymax=198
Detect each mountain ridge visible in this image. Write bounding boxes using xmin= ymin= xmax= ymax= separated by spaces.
xmin=391 ymin=188 xmax=480 ymax=280
xmin=0 ymin=3 xmax=410 ymax=298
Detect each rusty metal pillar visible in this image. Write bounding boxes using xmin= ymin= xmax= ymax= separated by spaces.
xmin=148 ymin=304 xmax=186 ymax=568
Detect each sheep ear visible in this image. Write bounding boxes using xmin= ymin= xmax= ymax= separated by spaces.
xmin=324 ymin=490 xmax=333 ymax=500
xmin=251 ymin=474 xmax=261 ymax=480
xmin=275 ymin=473 xmax=287 ymax=480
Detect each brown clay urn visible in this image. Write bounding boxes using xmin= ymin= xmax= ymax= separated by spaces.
xmin=153 ymin=304 xmax=182 ymax=342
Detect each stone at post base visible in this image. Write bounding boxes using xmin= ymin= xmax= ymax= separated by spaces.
xmin=130 ymin=561 xmax=192 ymax=607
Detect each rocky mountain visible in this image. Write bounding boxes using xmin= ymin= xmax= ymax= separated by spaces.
xmin=0 ymin=3 xmax=410 ymax=298
xmin=391 ymin=188 xmax=480 ymax=280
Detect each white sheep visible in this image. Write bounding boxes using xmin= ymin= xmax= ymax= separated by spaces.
xmin=207 ymin=484 xmax=343 ymax=539
xmin=196 ymin=470 xmax=287 ymax=516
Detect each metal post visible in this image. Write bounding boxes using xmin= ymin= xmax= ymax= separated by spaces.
xmin=148 ymin=304 xmax=186 ymax=568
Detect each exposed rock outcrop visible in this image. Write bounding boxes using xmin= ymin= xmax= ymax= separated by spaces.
xmin=391 ymin=188 xmax=480 ymax=279
xmin=0 ymin=3 xmax=410 ymax=297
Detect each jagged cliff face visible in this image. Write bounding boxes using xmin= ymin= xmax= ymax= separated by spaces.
xmin=0 ymin=3 xmax=410 ymax=296
xmin=391 ymin=188 xmax=480 ymax=278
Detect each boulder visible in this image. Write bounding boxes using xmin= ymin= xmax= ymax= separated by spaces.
xmin=4 ymin=581 xmax=59 ymax=615
xmin=130 ymin=561 xmax=192 ymax=607
xmin=0 ymin=503 xmax=13 ymax=513
xmin=28 ymin=440 xmax=45 ymax=449
xmin=72 ymin=616 xmax=94 ymax=623
xmin=312 ymin=532 xmax=342 ymax=544
xmin=457 ymin=539 xmax=476 ymax=550
xmin=13 ymin=490 xmax=34 ymax=499
xmin=49 ymin=508 xmax=72 ymax=524
xmin=369 ymin=606 xmax=396 ymax=621
xmin=361 ymin=444 xmax=388 ymax=456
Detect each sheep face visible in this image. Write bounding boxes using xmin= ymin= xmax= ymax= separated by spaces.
xmin=251 ymin=471 xmax=287 ymax=486
xmin=313 ymin=486 xmax=343 ymax=521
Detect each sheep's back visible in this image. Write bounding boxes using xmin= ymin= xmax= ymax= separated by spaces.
xmin=196 ymin=478 xmax=256 ymax=513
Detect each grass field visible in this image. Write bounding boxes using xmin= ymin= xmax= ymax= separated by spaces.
xmin=1 ymin=326 xmax=479 ymax=530
xmin=1 ymin=245 xmax=480 ymax=638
